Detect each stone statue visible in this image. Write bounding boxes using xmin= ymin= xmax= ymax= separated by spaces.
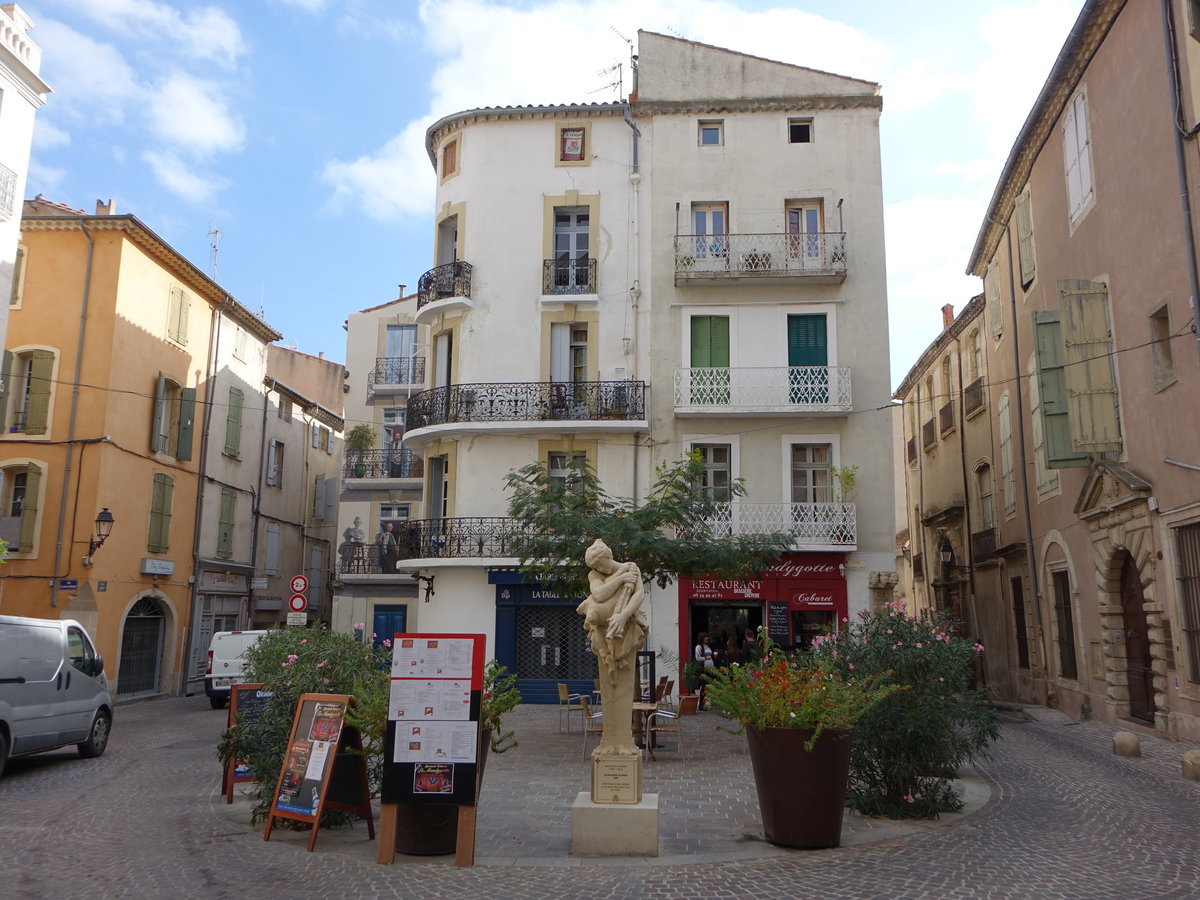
xmin=577 ymin=539 xmax=647 ymax=757
xmin=349 ymin=516 xmax=366 ymax=543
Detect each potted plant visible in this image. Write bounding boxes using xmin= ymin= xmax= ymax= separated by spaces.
xmin=345 ymin=424 xmax=378 ymax=478
xmin=678 ymin=659 xmax=704 ymax=715
xmin=704 ymin=633 xmax=902 ymax=848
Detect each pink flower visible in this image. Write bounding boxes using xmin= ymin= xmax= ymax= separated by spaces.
xmin=886 ymin=629 xmax=893 ymax=635
xmin=300 ymin=639 xmax=307 ymax=645
xmin=973 ymin=642 xmax=986 ymax=653
xmin=383 ymin=638 xmax=392 ymax=648
xmin=848 ymin=663 xmax=855 ymax=670
xmin=316 ymin=660 xmax=327 ymax=669
xmin=904 ymin=794 xmax=915 ymax=804
xmin=915 ymin=642 xmax=923 ymax=648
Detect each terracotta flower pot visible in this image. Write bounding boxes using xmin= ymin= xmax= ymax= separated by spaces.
xmin=745 ymin=725 xmax=853 ymax=849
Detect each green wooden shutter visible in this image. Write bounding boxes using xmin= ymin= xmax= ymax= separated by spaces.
xmin=225 ymin=387 xmax=244 ymax=456
xmin=151 ymin=372 xmax=166 ymax=452
xmin=986 ymin=263 xmax=1002 ymax=338
xmin=23 ymin=350 xmax=54 ymax=435
xmin=1059 ymin=279 xmax=1122 ymax=453
xmin=1015 ymin=188 xmax=1036 ymax=287
xmin=217 ymin=488 xmax=235 ymax=558
xmin=0 ymin=349 xmax=13 ymax=427
xmin=1033 ymin=310 xmax=1088 ymax=468
xmin=18 ymin=462 xmax=42 ymax=552
xmin=9 ymin=246 xmax=25 ymax=305
xmin=148 ymin=472 xmax=173 ymax=552
xmin=176 ymin=387 xmax=196 ymax=460
xmin=167 ymin=288 xmax=182 ymax=342
xmin=787 ymin=315 xmax=828 ymax=366
xmin=690 ymin=316 xmax=729 ymax=366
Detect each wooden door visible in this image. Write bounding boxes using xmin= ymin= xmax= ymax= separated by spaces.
xmin=1120 ymin=551 xmax=1155 ymax=722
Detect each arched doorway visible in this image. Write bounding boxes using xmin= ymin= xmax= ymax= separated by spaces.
xmin=1119 ymin=552 xmax=1155 ymax=723
xmin=118 ymin=596 xmax=165 ymax=697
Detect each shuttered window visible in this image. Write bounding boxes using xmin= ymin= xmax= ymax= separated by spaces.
xmin=1063 ymin=92 xmax=1095 ymax=224
xmin=1176 ymin=523 xmax=1200 ymax=683
xmin=986 ymin=262 xmax=1002 ymax=339
xmin=147 ymin=473 xmax=174 ymax=553
xmin=1033 ymin=310 xmax=1089 ymax=469
xmin=17 ymin=462 xmax=42 ymax=552
xmin=167 ymin=286 xmax=190 ymax=345
xmin=1015 ymin=186 xmax=1036 ymax=287
xmin=690 ymin=316 xmax=730 ymax=367
xmin=217 ymin=488 xmax=235 ymax=559
xmin=999 ymin=392 xmax=1015 ymax=517
xmin=1059 ymin=279 xmax=1121 ymax=453
xmin=265 ymin=522 xmax=280 ymax=575
xmin=1027 ymin=355 xmax=1059 ymax=498
xmin=225 ymin=387 xmax=244 ymax=456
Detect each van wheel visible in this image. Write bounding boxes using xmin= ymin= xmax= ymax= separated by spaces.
xmin=78 ymin=710 xmax=111 ymax=758
xmin=210 ymin=694 xmax=228 ymax=710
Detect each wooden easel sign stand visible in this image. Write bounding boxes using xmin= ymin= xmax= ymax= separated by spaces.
xmin=262 ymin=692 xmax=375 ymax=852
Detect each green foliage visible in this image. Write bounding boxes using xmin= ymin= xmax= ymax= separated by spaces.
xmin=704 ymin=633 xmax=903 ymax=749
xmin=345 ymin=423 xmax=378 ymax=452
xmin=216 ymin=625 xmax=389 ymax=824
xmin=481 ymin=660 xmax=521 ymax=753
xmin=830 ymin=464 xmax=859 ymax=500
xmin=504 ymin=452 xmax=791 ymax=600
xmin=809 ymin=602 xmax=1000 ymax=819
xmin=682 ymin=660 xmax=704 ymax=694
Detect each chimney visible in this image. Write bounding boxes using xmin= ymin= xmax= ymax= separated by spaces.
xmin=95 ymin=199 xmax=116 ymax=215
xmin=941 ymin=304 xmax=954 ymax=329
xmin=398 ymin=284 xmax=407 ymax=300
xmin=318 ymin=352 xmax=325 ymax=359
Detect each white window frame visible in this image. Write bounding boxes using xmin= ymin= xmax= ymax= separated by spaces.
xmin=1063 ymin=89 xmax=1096 ymax=226
xmin=698 ymin=119 xmax=724 ymax=147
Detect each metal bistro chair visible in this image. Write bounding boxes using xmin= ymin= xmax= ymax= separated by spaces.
xmin=557 ymin=682 xmax=585 ymax=733
xmin=580 ymin=695 xmax=604 ymax=758
xmin=644 ymin=701 xmax=685 ymax=762
xmin=662 ymin=679 xmax=676 ymax=713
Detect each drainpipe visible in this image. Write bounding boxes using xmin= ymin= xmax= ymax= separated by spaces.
xmin=50 ymin=219 xmax=95 ymax=608
xmin=1160 ymin=0 xmax=1200 ymax=363
xmin=989 ymin=216 xmax=1047 ymax=702
xmin=252 ymin=378 xmax=271 ymax=611
xmin=953 ymin=326 xmax=979 ymax=640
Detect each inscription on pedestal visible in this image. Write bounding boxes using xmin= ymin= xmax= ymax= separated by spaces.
xmin=591 ymin=756 xmax=642 ymax=804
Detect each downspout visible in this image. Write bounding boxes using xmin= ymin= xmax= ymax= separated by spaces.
xmin=1160 ymin=0 xmax=1200 ymax=362
xmin=252 ymin=378 xmax=271 ymax=603
xmin=50 ymin=219 xmax=95 ymax=608
xmin=953 ymin=328 xmax=979 ymax=640
xmin=990 ymin=216 xmax=1047 ymax=701
xmin=624 ymin=77 xmax=643 ymax=503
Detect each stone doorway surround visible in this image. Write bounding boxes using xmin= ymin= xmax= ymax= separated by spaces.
xmin=1073 ymin=460 xmax=1165 ymax=730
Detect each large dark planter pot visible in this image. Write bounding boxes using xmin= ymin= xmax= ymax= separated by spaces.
xmin=395 ymin=729 xmax=491 ymax=856
xmin=746 ymin=725 xmax=853 ymax=849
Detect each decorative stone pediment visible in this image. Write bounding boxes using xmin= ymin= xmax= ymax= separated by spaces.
xmin=1074 ymin=459 xmax=1152 ymax=520
xmin=920 ymin=504 xmax=965 ymax=529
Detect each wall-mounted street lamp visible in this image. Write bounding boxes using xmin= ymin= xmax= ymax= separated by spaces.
xmin=83 ymin=508 xmax=115 ymax=565
xmin=938 ymin=536 xmax=970 ymax=575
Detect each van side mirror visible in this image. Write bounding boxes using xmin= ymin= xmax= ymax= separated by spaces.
xmin=92 ymin=654 xmax=105 ymax=677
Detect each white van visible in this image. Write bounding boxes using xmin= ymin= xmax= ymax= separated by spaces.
xmin=204 ymin=630 xmax=267 ymax=709
xmin=0 ymin=615 xmax=113 ymax=776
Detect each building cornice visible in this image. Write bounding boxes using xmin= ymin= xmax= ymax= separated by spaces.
xmin=966 ymin=0 xmax=1126 ymax=275
xmin=264 ymin=376 xmax=344 ymax=431
xmin=425 ymin=103 xmax=626 ymax=165
xmin=631 ymin=95 xmax=882 ymax=117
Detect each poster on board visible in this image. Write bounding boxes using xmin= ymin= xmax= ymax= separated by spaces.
xmin=224 ymin=684 xmax=274 ymax=802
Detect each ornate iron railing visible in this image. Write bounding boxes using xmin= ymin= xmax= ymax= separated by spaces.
xmin=542 ymin=258 xmax=596 ymax=294
xmin=369 ymin=356 xmax=426 ymax=387
xmin=416 ymin=261 xmax=473 ymax=309
xmin=964 ymin=377 xmax=985 ymax=416
xmin=397 ymin=517 xmax=527 ymax=561
xmin=674 ymin=232 xmax=847 ymax=277
xmin=939 ymin=401 xmax=955 ymax=435
xmin=686 ymin=502 xmax=856 ymax=546
xmin=407 ymin=381 xmax=646 ymax=429
xmin=922 ymin=418 xmax=937 ymax=450
xmin=673 ymin=367 xmax=851 ymax=410
xmin=343 ymin=449 xmax=423 ymax=480
xmin=337 ymin=542 xmax=385 ymax=575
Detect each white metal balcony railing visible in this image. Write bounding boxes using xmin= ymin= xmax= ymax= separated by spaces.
xmin=675 ymin=232 xmax=846 ymax=279
xmin=697 ymin=502 xmax=857 ymax=547
xmin=674 ymin=366 xmax=852 ymax=411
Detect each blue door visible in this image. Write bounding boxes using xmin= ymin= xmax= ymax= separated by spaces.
xmin=372 ymin=605 xmax=408 ymax=649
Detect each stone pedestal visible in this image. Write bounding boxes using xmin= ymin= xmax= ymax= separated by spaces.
xmin=570 ymin=791 xmax=659 ymax=856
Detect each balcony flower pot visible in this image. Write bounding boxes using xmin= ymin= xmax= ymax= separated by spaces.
xmin=746 ymin=724 xmax=853 ymax=848
xmin=345 ymin=423 xmax=378 ymax=480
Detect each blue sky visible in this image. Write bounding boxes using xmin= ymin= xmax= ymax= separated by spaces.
xmin=21 ymin=0 xmax=1085 ymax=387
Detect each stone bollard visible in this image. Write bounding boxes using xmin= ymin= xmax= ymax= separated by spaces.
xmin=1183 ymin=749 xmax=1200 ymax=783
xmin=1113 ymin=731 xmax=1141 ymax=758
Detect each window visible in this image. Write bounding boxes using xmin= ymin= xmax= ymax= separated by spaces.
xmin=265 ymin=522 xmax=280 ymax=575
xmin=1011 ymin=577 xmax=1030 ymax=669
xmin=233 ymin=326 xmax=247 ymax=362
xmin=314 ymin=475 xmax=337 ymax=522
xmin=1028 ymin=355 xmax=1059 ymax=497
xmin=383 ymin=407 xmax=405 ymax=451
xmin=0 ymin=161 xmax=16 ymax=220
xmin=1150 ymin=304 xmax=1177 ymax=388
xmin=788 ymin=117 xmax=813 ymax=143
xmin=690 ymin=202 xmax=729 ymax=270
xmin=786 ymin=201 xmax=824 ymax=264
xmin=1015 ymin=186 xmax=1036 ymax=288
xmin=1063 ymin=91 xmax=1095 ymax=225
xmin=278 ymin=397 xmax=292 ymax=422
xmin=1176 ymin=522 xmax=1200 ymax=682
xmin=2 ymin=462 xmax=42 ymax=552
xmin=559 ymin=126 xmax=585 ymax=162
xmin=267 ymin=440 xmax=284 ymax=487
xmin=441 ymin=138 xmax=458 ymax=179
xmin=217 ymin=488 xmax=235 ymax=559
xmin=151 ymin=373 xmax=195 ymax=460
xmin=694 ymin=444 xmax=732 ymax=501
xmin=8 ymin=244 xmax=26 ymax=306
xmin=698 ymin=120 xmax=723 ymax=146
xmin=550 ymin=323 xmax=588 ymax=383
xmin=147 ymin=472 xmax=174 ymax=553
xmin=689 ymin=315 xmax=730 ymax=404
xmin=551 ymin=207 xmax=592 ymax=292
xmin=969 ymin=329 xmax=983 ymax=382
xmin=791 ymin=444 xmax=833 ymax=504
xmin=224 ymin=387 xmax=244 ymax=457
xmin=976 ymin=464 xmax=995 ymax=530
xmin=1051 ymin=569 xmax=1078 ymax=680
xmin=1 ymin=348 xmax=53 ymax=434
xmin=1057 ymin=279 xmax=1121 ymax=454
xmin=325 ymin=428 xmax=335 ymax=454
xmin=167 ymin=285 xmax=190 ymax=345
xmin=311 ymin=422 xmax=322 ymax=449
xmin=548 ymin=451 xmax=587 ymax=491
xmin=986 ymin=261 xmax=1002 ymax=339
xmin=1032 ymin=310 xmax=1089 ymax=469
xmin=999 ymin=392 xmax=1015 ymax=516
xmin=386 ymin=324 xmax=419 ymax=381
xmin=380 ymin=503 xmax=410 ymax=522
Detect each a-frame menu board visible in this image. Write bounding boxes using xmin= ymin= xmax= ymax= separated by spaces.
xmin=262 ymin=692 xmax=375 ymax=852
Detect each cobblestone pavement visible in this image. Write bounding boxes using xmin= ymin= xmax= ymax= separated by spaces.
xmin=3 ymin=696 xmax=1198 ymax=899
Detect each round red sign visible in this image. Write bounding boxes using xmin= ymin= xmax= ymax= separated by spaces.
xmin=288 ymin=593 xmax=308 ymax=613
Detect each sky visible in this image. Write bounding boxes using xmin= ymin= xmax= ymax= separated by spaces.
xmin=20 ymin=0 xmax=1086 ymax=389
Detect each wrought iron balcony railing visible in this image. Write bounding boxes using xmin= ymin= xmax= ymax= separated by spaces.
xmin=674 ymin=232 xmax=847 ymax=279
xmin=684 ymin=502 xmax=856 ymax=547
xmin=369 ymin=356 xmax=426 ymax=388
xmin=542 ymin=258 xmax=596 ymax=294
xmin=343 ymin=448 xmax=423 ymax=480
xmin=964 ymin=377 xmax=985 ymax=416
xmin=673 ymin=367 xmax=851 ymax=411
xmin=939 ymin=401 xmax=955 ymax=436
xmin=337 ymin=517 xmax=527 ymax=574
xmin=407 ymin=381 xmax=646 ymax=429
xmin=416 ymin=260 xmax=473 ymax=309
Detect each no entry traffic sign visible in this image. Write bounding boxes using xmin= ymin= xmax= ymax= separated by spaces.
xmin=289 ymin=593 xmax=308 ymax=613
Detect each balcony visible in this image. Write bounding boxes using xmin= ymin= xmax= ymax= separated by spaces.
xmin=673 ymin=366 xmax=851 ymax=416
xmin=971 ymin=527 xmax=997 ymax=561
xmin=404 ymin=381 xmax=647 ymax=444
xmin=674 ymin=232 xmax=847 ymax=285
xmin=366 ymin=357 xmax=426 ymax=401
xmin=906 ymin=436 xmax=917 ymax=465
xmin=964 ymin=377 xmax=985 ymax=417
xmin=939 ymin=401 xmax=956 ymax=436
xmin=687 ymin=502 xmax=856 ymax=549
xmin=343 ymin=449 xmax=423 ymax=487
xmin=336 ymin=518 xmax=530 ymax=576
xmin=415 ymin=261 xmax=473 ymax=323
xmin=542 ymin=258 xmax=596 ymax=296
xmin=922 ymin=418 xmax=937 ymax=451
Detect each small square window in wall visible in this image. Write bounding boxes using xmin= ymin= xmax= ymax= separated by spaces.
xmin=560 ymin=127 xmax=585 ymax=162
xmin=441 ymin=139 xmax=458 ymax=180
xmin=788 ymin=118 xmax=813 ymax=143
xmin=698 ymin=120 xmax=723 ymax=147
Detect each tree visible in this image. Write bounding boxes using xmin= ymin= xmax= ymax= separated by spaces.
xmin=503 ymin=452 xmax=792 ymax=600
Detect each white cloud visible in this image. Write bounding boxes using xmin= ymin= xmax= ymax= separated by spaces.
xmin=33 ymin=119 xmax=71 ymax=150
xmin=321 ymin=118 xmax=439 ymax=219
xmin=33 ymin=21 xmax=141 ymax=123
xmin=147 ymin=73 xmax=245 ymax=156
xmin=142 ymin=150 xmax=228 ymax=203
xmin=27 ymin=160 xmax=68 ymax=194
xmin=273 ymin=0 xmax=330 ymax=11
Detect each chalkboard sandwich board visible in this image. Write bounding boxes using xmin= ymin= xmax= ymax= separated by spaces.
xmin=223 ymin=683 xmax=273 ymax=803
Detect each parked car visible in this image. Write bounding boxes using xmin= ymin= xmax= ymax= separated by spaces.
xmin=204 ymin=630 xmax=268 ymax=709
xmin=0 ymin=615 xmax=113 ymax=776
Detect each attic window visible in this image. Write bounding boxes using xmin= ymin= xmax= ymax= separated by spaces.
xmin=441 ymin=139 xmax=458 ymax=179
xmin=789 ymin=118 xmax=813 ymax=143
xmin=560 ymin=128 xmax=585 ymax=161
xmin=698 ymin=120 xmax=723 ymax=147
